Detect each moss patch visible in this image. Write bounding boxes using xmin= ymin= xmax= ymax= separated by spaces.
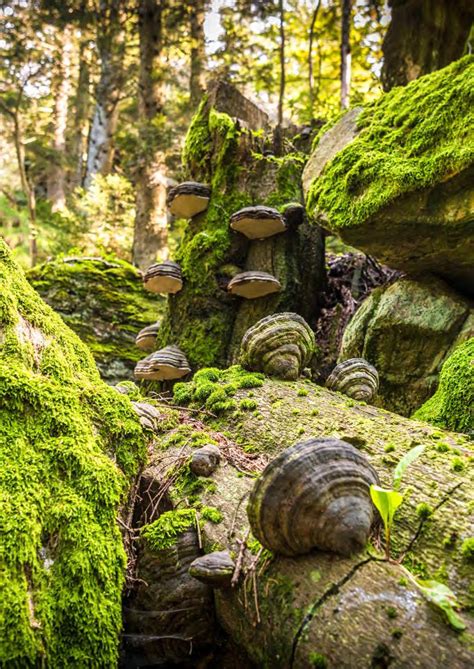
xmin=28 ymin=256 xmax=159 ymax=383
xmin=413 ymin=338 xmax=473 ymax=435
xmin=307 ymin=56 xmax=474 ymax=230
xmin=141 ymin=509 xmax=196 ymax=552
xmin=0 ymin=240 xmax=146 ymax=666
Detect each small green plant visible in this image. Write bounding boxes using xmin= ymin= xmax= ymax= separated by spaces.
xmin=370 ymin=444 xmax=425 ymax=559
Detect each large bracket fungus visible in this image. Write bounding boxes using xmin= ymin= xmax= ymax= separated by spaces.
xmin=143 ymin=260 xmax=184 ymax=295
xmin=134 ymin=345 xmax=191 ymax=381
xmin=166 ymin=181 xmax=211 ymax=219
xmin=135 ymin=321 xmax=160 ymax=351
xmin=230 ymin=205 xmax=286 ymax=240
xmin=326 ymin=357 xmax=379 ymax=403
xmin=227 ymin=270 xmax=281 ymax=299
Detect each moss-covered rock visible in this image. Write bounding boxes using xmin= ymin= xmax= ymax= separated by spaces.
xmin=339 ymin=277 xmax=473 ymax=416
xmin=0 ymin=240 xmax=147 ymax=665
xmin=28 ymin=256 xmax=160 ymax=384
xmin=140 ymin=372 xmax=473 ymax=668
xmin=413 ymin=338 xmax=474 ymax=435
xmin=303 ymin=56 xmax=474 ymax=295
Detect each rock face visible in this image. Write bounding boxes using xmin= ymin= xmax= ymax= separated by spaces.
xmin=0 ymin=240 xmax=146 ymax=666
xmin=303 ymin=57 xmax=474 ymax=296
xmin=413 ymin=337 xmax=474 ymax=435
xmin=339 ymin=277 xmax=473 ymax=416
xmin=134 ymin=371 xmax=473 ymax=668
xmin=28 ymin=256 xmax=160 ymax=383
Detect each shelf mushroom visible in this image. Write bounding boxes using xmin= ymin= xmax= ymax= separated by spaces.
xmin=134 ymin=345 xmax=191 ymax=381
xmin=135 ymin=321 xmax=160 ymax=351
xmin=227 ymin=271 xmax=281 ymax=299
xmin=166 ymin=181 xmax=211 ymax=218
xmin=188 ymin=551 xmax=235 ymax=588
xmin=143 ymin=261 xmax=183 ymax=294
xmin=230 ymin=205 xmax=286 ymax=240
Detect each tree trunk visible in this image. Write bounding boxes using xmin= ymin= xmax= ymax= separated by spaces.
xmin=47 ymin=24 xmax=73 ymax=211
xmin=132 ymin=0 xmax=169 ymax=270
xmin=308 ymin=1 xmax=321 ymax=115
xmin=189 ymin=0 xmax=207 ymax=108
xmin=130 ymin=377 xmax=474 ymax=668
xmin=155 ymin=82 xmax=324 ymax=370
xmin=277 ymin=0 xmax=285 ymax=126
xmin=84 ymin=0 xmax=125 ymax=188
xmin=381 ymin=0 xmax=474 ymax=91
xmin=69 ymin=35 xmax=91 ymax=190
xmin=340 ymin=0 xmax=352 ymax=110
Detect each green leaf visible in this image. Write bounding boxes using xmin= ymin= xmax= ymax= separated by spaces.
xmin=414 ymin=579 xmax=466 ymax=631
xmin=393 ymin=444 xmax=425 ymax=490
xmin=370 ymin=485 xmax=403 ymax=531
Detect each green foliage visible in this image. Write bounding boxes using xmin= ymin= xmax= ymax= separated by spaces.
xmin=308 ymin=651 xmax=328 ymax=668
xmin=393 ymin=445 xmax=425 ymax=490
xmin=0 ymin=240 xmax=146 ymax=666
xmin=172 ymin=365 xmax=264 ymax=413
xmin=200 ymin=506 xmax=223 ymax=524
xmin=416 ymin=503 xmax=433 ymax=520
xmin=307 ymin=56 xmax=474 ymax=228
xmin=141 ymin=509 xmax=196 ymax=552
xmin=402 ymin=569 xmax=466 ymax=632
xmin=240 ymin=398 xmax=258 ymax=411
xmin=461 ymin=538 xmax=474 ymax=561
xmin=413 ymin=338 xmax=474 ymax=435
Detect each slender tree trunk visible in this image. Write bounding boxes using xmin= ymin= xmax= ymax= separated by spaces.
xmin=189 ymin=0 xmax=207 ymax=107
xmin=84 ymin=0 xmax=125 ymax=188
xmin=277 ymin=0 xmax=285 ymax=126
xmin=132 ymin=0 xmax=169 ymax=270
xmin=340 ymin=0 xmax=352 ymax=110
xmin=47 ymin=25 xmax=73 ymax=211
xmin=13 ymin=111 xmax=37 ymax=265
xmin=69 ymin=36 xmax=91 ymax=190
xmin=308 ymin=0 xmax=321 ymax=114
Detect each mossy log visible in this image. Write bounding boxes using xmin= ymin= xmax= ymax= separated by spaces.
xmin=136 ymin=372 xmax=474 ymax=668
xmin=157 ymin=82 xmax=324 ymax=369
xmin=0 ymin=240 xmax=147 ymax=666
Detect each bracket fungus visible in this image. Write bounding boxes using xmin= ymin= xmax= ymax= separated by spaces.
xmin=134 ymin=345 xmax=191 ymax=381
xmin=227 ymin=271 xmax=281 ymax=299
xmin=135 ymin=321 xmax=160 ymax=351
xmin=229 ymin=205 xmax=286 ymax=240
xmin=143 ymin=261 xmax=183 ymax=295
xmin=188 ymin=551 xmax=235 ymax=588
xmin=166 ymin=181 xmax=211 ymax=219
xmin=240 ymin=312 xmax=315 ymax=380
xmin=131 ymin=402 xmax=162 ymax=431
xmin=247 ymin=437 xmax=379 ymax=557
xmin=326 ymin=358 xmax=379 ymax=403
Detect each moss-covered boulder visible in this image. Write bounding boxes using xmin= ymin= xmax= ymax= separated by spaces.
xmin=0 ymin=240 xmax=147 ymax=665
xmin=28 ymin=256 xmax=160 ymax=384
xmin=413 ymin=338 xmax=474 ymax=435
xmin=134 ymin=370 xmax=473 ymax=668
xmin=303 ymin=56 xmax=474 ymax=296
xmin=338 ymin=277 xmax=473 ymax=416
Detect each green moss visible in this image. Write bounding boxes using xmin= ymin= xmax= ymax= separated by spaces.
xmin=416 ymin=503 xmax=433 ymax=520
xmin=141 ymin=509 xmax=196 ymax=552
xmin=170 ymin=462 xmax=217 ymax=506
xmin=297 ymin=388 xmax=309 ymax=397
xmin=240 ymin=398 xmax=258 ymax=411
xmin=452 ymin=456 xmax=465 ymax=472
xmin=0 ymin=240 xmax=146 ymax=666
xmin=414 ymin=338 xmax=473 ymax=434
xmin=386 ymin=606 xmax=398 ymax=619
xmin=28 ymin=256 xmax=159 ymax=382
xmin=200 ymin=506 xmax=223 ymax=524
xmin=461 ymin=538 xmax=474 ymax=561
xmin=307 ymin=57 xmax=474 ymax=230
xmin=384 ymin=443 xmax=396 ymax=453
xmin=308 ymin=651 xmax=328 ymax=668
xmin=172 ymin=365 xmax=264 ymax=414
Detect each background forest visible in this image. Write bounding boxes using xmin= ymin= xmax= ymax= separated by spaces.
xmin=1 ymin=0 xmax=391 ymax=269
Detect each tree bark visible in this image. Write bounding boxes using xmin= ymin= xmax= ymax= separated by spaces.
xmin=340 ymin=0 xmax=352 ymax=110
xmin=381 ymin=0 xmax=474 ymax=91
xmin=189 ymin=0 xmax=207 ymax=108
xmin=84 ymin=0 xmax=126 ymax=188
xmin=133 ymin=378 xmax=474 ymax=668
xmin=132 ymin=0 xmax=169 ymax=270
xmin=47 ymin=24 xmax=73 ymax=211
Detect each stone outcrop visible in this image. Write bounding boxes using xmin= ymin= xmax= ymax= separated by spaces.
xmin=339 ymin=277 xmax=473 ymax=416
xmin=303 ymin=57 xmax=474 ymax=297
xmin=28 ymin=256 xmax=160 ymax=384
xmin=130 ymin=370 xmax=473 ymax=668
